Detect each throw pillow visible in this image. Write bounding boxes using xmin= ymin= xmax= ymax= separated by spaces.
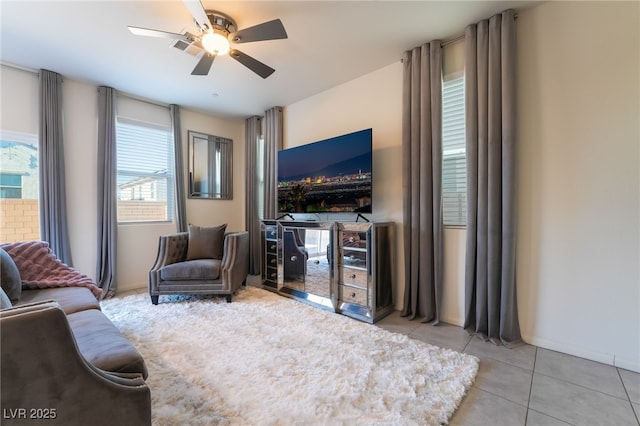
xmin=186 ymin=224 xmax=227 ymax=260
xmin=0 ymin=287 xmax=12 ymax=309
xmin=0 ymin=247 xmax=21 ymax=302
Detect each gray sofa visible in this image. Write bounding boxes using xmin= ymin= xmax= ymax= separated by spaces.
xmin=0 ymin=244 xmax=151 ymax=426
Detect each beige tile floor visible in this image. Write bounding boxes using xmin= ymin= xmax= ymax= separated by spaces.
xmin=118 ymin=284 xmax=640 ymax=425
xmin=376 ymin=311 xmax=640 ymax=426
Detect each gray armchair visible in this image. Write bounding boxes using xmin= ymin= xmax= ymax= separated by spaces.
xmin=148 ymin=231 xmax=249 ymax=304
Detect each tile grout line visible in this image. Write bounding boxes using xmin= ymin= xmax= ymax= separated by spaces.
xmin=526 ymin=408 xmax=578 ymax=426
xmin=616 ymin=367 xmax=640 ymax=425
xmin=533 ymin=370 xmax=633 ymax=402
xmin=523 ymin=346 xmax=538 ymax=425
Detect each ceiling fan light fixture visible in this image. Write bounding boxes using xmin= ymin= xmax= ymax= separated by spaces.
xmin=202 ymin=32 xmax=230 ymax=55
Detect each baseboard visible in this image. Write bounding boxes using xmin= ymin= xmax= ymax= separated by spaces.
xmin=117 ymin=282 xmax=147 ymax=294
xmin=440 ymin=314 xmax=464 ymax=327
xmin=523 ymin=333 xmax=640 ymax=373
xmin=613 ymin=356 xmax=640 ymax=373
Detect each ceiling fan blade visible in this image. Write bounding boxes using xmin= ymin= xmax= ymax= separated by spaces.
xmin=183 ymin=0 xmax=212 ymax=32
xmin=228 ymin=19 xmax=288 ymax=43
xmin=128 ymin=26 xmax=190 ymax=42
xmin=229 ymin=49 xmax=275 ymax=79
xmin=191 ymin=53 xmax=216 ymax=75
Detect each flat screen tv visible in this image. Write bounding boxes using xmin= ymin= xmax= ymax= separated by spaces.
xmin=277 ymin=128 xmax=372 ymax=214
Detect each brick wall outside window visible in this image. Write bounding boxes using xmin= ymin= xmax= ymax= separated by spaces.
xmin=0 ymin=199 xmax=40 ymax=243
xmin=117 ymin=200 xmax=167 ymax=223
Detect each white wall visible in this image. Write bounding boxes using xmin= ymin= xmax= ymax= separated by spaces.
xmin=63 ymin=79 xmax=99 ymax=281
xmin=115 ymin=108 xmax=245 ymax=291
xmin=284 ymin=54 xmax=469 ymax=322
xmin=181 ymin=110 xmax=245 ymax=231
xmin=516 ymin=1 xmax=639 ymax=371
xmin=284 ymin=1 xmax=640 ymax=371
xmin=285 ymin=63 xmax=406 ymax=308
xmin=0 ymin=66 xmax=38 ymax=134
xmin=0 ymin=66 xmax=245 ymax=292
xmin=2 ymin=0 xmax=638 ymax=371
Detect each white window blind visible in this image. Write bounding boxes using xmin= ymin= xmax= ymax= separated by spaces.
xmin=442 ymin=75 xmax=467 ymax=227
xmin=116 ymin=118 xmax=174 ymax=223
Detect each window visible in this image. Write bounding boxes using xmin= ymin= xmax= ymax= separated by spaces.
xmin=116 ymin=118 xmax=174 ymax=223
xmin=0 ymin=130 xmax=40 ymax=242
xmin=257 ymin=135 xmax=265 ymax=219
xmin=442 ymin=75 xmax=467 ymax=227
xmin=0 ymin=174 xmax=23 ymax=198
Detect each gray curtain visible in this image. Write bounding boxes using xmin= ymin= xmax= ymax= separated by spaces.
xmin=401 ymin=42 xmax=444 ymax=323
xmin=96 ymin=86 xmax=118 ymax=298
xmin=245 ymin=116 xmax=262 ymax=275
xmin=264 ymin=107 xmax=283 ymax=220
xmin=39 ymin=69 xmax=73 ymax=265
xmin=170 ymin=104 xmax=187 ymax=232
xmin=463 ymin=9 xmax=522 ymax=346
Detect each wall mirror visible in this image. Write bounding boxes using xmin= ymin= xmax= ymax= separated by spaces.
xmin=188 ymin=130 xmax=233 ymax=199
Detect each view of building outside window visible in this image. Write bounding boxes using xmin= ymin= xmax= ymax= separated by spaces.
xmin=0 ymin=130 xmax=40 ymax=243
xmin=116 ymin=118 xmax=173 ymax=223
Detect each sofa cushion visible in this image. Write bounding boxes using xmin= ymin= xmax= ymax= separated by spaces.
xmin=17 ymin=287 xmax=100 ymax=314
xmin=66 ymin=309 xmax=148 ymax=379
xmin=0 ymin=288 xmax=12 ymax=309
xmin=160 ymin=259 xmax=221 ymax=281
xmin=186 ymin=224 xmax=227 ymax=260
xmin=0 ymin=247 xmax=21 ymax=302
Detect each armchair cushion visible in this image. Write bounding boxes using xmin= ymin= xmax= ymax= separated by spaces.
xmin=160 ymin=259 xmax=221 ymax=281
xmin=186 ymin=224 xmax=227 ymax=260
xmin=0 ymin=247 xmax=21 ymax=302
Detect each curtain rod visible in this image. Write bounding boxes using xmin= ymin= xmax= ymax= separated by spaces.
xmin=441 ymin=35 xmax=464 ymax=48
xmin=440 ymin=12 xmax=518 ymax=48
xmin=2 ymin=63 xmax=168 ymax=110
xmin=1 ymin=62 xmax=39 ymax=75
xmin=117 ymin=91 xmax=170 ymax=109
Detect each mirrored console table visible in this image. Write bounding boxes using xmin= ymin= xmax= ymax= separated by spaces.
xmin=261 ymin=220 xmax=394 ymax=323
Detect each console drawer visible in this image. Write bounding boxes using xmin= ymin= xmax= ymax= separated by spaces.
xmin=340 ymin=266 xmax=368 ymax=287
xmin=339 ymin=285 xmax=368 ymax=307
xmin=266 ymin=252 xmax=278 ymax=267
xmin=339 ymin=230 xmax=367 ymax=248
xmin=264 ymin=225 xmax=277 ymax=239
xmin=265 ymin=265 xmax=278 ymax=281
xmin=265 ymin=240 xmax=278 ymax=253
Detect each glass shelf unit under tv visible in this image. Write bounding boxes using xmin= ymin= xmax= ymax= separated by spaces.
xmin=260 ymin=219 xmax=395 ymax=323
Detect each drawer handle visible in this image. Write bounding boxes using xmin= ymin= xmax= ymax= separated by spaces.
xmin=270 ymin=273 xmax=276 ymax=278
xmin=270 ymin=244 xmax=276 ymax=250
xmin=314 ymin=260 xmax=320 ymax=265
xmin=350 ymin=292 xmax=356 ymax=298
xmin=270 ymin=258 xmax=276 ymax=264
xmin=350 ymin=274 xmax=357 ymax=279
xmin=291 ymin=256 xmax=297 ymax=261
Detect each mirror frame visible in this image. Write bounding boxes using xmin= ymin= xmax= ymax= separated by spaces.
xmin=188 ymin=130 xmax=233 ymax=200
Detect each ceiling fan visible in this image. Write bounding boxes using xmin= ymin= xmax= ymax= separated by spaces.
xmin=128 ymin=0 xmax=287 ymax=78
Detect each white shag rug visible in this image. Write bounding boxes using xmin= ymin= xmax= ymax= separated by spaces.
xmin=101 ymin=286 xmax=478 ymax=426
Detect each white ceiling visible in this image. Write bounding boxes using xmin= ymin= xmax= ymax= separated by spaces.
xmin=0 ymin=1 xmax=539 ymax=119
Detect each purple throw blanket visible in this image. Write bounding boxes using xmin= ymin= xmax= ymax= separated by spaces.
xmin=1 ymin=241 xmax=103 ymax=299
